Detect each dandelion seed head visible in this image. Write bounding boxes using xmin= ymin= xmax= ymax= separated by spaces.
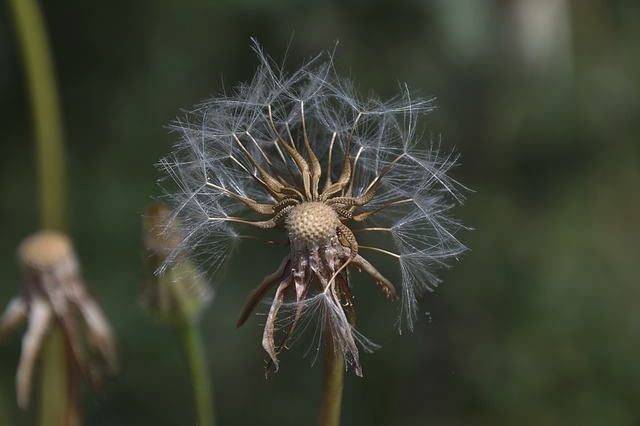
xmin=158 ymin=40 xmax=467 ymax=374
xmin=286 ymin=202 xmax=340 ymax=249
xmin=1 ymin=231 xmax=117 ymax=409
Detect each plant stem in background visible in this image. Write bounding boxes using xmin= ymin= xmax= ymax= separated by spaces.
xmin=318 ymin=332 xmax=344 ymax=426
xmin=142 ymin=203 xmax=216 ymax=426
xmin=6 ymin=0 xmax=73 ymax=424
xmin=38 ymin=328 xmax=78 ymax=426
xmin=179 ymin=323 xmax=215 ymax=426
xmin=6 ymin=0 xmax=67 ymax=231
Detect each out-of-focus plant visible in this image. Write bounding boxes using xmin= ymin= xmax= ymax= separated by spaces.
xmin=0 ymin=231 xmax=117 ymax=418
xmin=2 ymin=0 xmax=117 ymax=425
xmin=142 ymin=203 xmax=215 ymax=426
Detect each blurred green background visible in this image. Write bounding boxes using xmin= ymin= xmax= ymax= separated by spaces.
xmin=1 ymin=0 xmax=639 ymax=425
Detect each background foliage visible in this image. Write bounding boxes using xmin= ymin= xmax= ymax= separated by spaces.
xmin=1 ymin=1 xmax=639 ymax=425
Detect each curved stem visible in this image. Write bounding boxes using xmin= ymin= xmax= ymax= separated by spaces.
xmin=318 ymin=332 xmax=344 ymax=426
xmin=7 ymin=0 xmax=67 ymax=231
xmin=179 ymin=323 xmax=215 ymax=426
xmin=7 ymin=0 xmax=71 ymax=424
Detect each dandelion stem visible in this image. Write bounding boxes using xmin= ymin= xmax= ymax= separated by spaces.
xmin=7 ymin=0 xmax=67 ymax=231
xmin=179 ymin=322 xmax=215 ymax=426
xmin=143 ymin=204 xmax=216 ymax=426
xmin=38 ymin=328 xmax=79 ymax=426
xmin=7 ymin=0 xmax=74 ymax=423
xmin=318 ymin=330 xmax=344 ymax=426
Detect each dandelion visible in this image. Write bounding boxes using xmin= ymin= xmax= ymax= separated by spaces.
xmin=0 ymin=231 xmax=117 ymax=409
xmin=142 ymin=203 xmax=216 ymax=426
xmin=158 ymin=41 xmax=467 ymax=379
xmin=142 ymin=203 xmax=213 ymax=324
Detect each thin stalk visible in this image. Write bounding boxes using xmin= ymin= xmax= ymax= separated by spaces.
xmin=7 ymin=0 xmax=72 ymax=424
xmin=143 ymin=205 xmax=216 ymax=426
xmin=6 ymin=0 xmax=67 ymax=231
xmin=179 ymin=322 xmax=215 ymax=426
xmin=38 ymin=328 xmax=78 ymax=426
xmin=318 ymin=333 xmax=344 ymax=426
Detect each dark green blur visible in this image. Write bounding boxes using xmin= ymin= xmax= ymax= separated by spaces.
xmin=1 ymin=1 xmax=638 ymax=425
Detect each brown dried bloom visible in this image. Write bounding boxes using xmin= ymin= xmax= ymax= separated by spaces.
xmin=158 ymin=43 xmax=467 ymax=376
xmin=0 ymin=231 xmax=117 ymax=408
xmin=141 ymin=203 xmax=212 ymax=324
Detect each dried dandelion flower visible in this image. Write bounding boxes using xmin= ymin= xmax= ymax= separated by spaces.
xmin=0 ymin=231 xmax=117 ymax=408
xmin=158 ymin=42 xmax=467 ymax=375
xmin=142 ymin=203 xmax=212 ymax=324
xmin=142 ymin=203 xmax=216 ymax=426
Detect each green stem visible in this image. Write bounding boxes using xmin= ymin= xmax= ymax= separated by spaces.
xmin=7 ymin=0 xmax=72 ymax=423
xmin=318 ymin=335 xmax=344 ymax=426
xmin=179 ymin=323 xmax=215 ymax=426
xmin=6 ymin=0 xmax=67 ymax=231
xmin=38 ymin=327 xmax=78 ymax=426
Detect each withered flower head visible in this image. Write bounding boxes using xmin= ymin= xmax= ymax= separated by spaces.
xmin=0 ymin=231 xmax=117 ymax=408
xmin=158 ymin=42 xmax=466 ymax=375
xmin=142 ymin=203 xmax=212 ymax=324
